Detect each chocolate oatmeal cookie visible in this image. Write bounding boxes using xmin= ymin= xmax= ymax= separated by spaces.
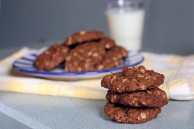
xmin=65 ymin=42 xmax=105 ymax=72
xmin=35 ymin=44 xmax=69 ymax=71
xmin=96 ymin=46 xmax=128 ymax=70
xmin=104 ymin=103 xmax=161 ymax=124
xmin=64 ymin=30 xmax=104 ymax=46
xmin=101 ymin=65 xmax=165 ymax=93
xmin=106 ymin=88 xmax=168 ymax=107
xmin=96 ymin=57 xmax=121 ymax=70
xmin=106 ymin=46 xmax=128 ymax=61
xmin=99 ymin=37 xmax=116 ymax=49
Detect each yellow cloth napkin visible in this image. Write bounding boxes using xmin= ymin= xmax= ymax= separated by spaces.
xmin=0 ymin=47 xmax=194 ymax=100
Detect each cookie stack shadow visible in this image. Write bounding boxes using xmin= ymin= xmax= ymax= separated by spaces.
xmin=101 ymin=65 xmax=168 ymax=124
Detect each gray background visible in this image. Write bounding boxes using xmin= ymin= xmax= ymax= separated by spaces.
xmin=1 ymin=0 xmax=194 ymax=55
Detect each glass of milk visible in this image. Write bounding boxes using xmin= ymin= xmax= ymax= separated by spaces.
xmin=105 ymin=0 xmax=145 ymax=51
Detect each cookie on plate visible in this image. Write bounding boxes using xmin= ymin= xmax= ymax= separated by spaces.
xmin=99 ymin=37 xmax=116 ymax=49
xmin=64 ymin=30 xmax=104 ymax=46
xmin=65 ymin=42 xmax=105 ymax=72
xmin=105 ymin=46 xmax=128 ymax=61
xmin=96 ymin=45 xmax=128 ymax=70
xmin=35 ymin=44 xmax=69 ymax=71
xmin=104 ymin=102 xmax=161 ymax=124
xmin=96 ymin=57 xmax=121 ymax=70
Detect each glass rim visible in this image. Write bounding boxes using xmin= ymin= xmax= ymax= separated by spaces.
xmin=105 ymin=0 xmax=144 ymax=4
xmin=105 ymin=0 xmax=144 ymax=10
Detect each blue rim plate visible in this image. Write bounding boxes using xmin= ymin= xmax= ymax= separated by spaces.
xmin=12 ymin=51 xmax=144 ymax=80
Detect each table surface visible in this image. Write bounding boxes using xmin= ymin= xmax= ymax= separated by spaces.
xmin=0 ymin=44 xmax=194 ymax=129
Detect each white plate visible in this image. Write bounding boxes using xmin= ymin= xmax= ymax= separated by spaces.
xmin=12 ymin=51 xmax=144 ymax=80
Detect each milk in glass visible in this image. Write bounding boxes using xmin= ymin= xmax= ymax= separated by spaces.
xmin=105 ymin=0 xmax=145 ymax=51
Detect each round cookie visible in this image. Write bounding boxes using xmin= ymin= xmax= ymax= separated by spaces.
xmin=99 ymin=37 xmax=116 ymax=49
xmin=64 ymin=30 xmax=104 ymax=46
xmin=106 ymin=88 xmax=168 ymax=107
xmin=104 ymin=103 xmax=161 ymax=124
xmin=65 ymin=42 xmax=105 ymax=72
xmin=96 ymin=46 xmax=128 ymax=70
xmin=35 ymin=44 xmax=69 ymax=71
xmin=96 ymin=57 xmax=121 ymax=70
xmin=105 ymin=46 xmax=128 ymax=61
xmin=101 ymin=65 xmax=165 ymax=93
xmin=122 ymin=65 xmax=165 ymax=87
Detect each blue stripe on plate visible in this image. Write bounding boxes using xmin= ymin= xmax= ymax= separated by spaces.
xmin=20 ymin=57 xmax=34 ymax=62
xmin=31 ymin=53 xmax=39 ymax=57
xmin=14 ymin=61 xmax=33 ymax=65
xmin=13 ymin=64 xmax=35 ymax=69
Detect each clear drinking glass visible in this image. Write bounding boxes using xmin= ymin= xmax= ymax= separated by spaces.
xmin=105 ymin=0 xmax=145 ymax=51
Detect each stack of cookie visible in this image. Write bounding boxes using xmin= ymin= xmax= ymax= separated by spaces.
xmin=35 ymin=30 xmax=128 ymax=72
xmin=101 ymin=65 xmax=168 ymax=124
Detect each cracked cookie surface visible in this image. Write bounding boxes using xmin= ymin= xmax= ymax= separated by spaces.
xmin=99 ymin=37 xmax=116 ymax=49
xmin=64 ymin=30 xmax=104 ymax=46
xmin=101 ymin=65 xmax=165 ymax=93
xmin=104 ymin=102 xmax=161 ymax=124
xmin=65 ymin=42 xmax=105 ymax=72
xmin=106 ymin=88 xmax=168 ymax=107
xmin=35 ymin=44 xmax=69 ymax=71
